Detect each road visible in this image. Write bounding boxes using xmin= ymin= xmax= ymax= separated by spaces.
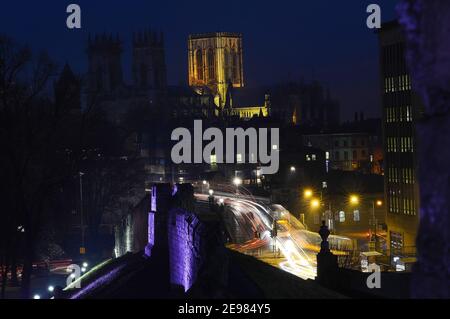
xmin=195 ymin=192 xmax=353 ymax=280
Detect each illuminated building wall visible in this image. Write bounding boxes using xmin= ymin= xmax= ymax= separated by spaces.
xmin=378 ymin=21 xmax=423 ymax=251
xmin=188 ymin=32 xmax=244 ymax=108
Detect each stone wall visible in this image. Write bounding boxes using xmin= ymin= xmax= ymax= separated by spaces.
xmin=114 ymin=183 xmax=227 ymax=294
xmin=397 ymin=0 xmax=450 ymax=298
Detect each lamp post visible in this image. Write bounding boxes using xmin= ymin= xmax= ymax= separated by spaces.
xmin=202 ymin=180 xmax=208 ymax=194
xmin=304 ymin=188 xmax=313 ymax=199
xmin=208 ymin=189 xmax=214 ymax=207
xmin=233 ymin=177 xmax=242 ymax=195
xmin=372 ymin=200 xmax=383 ymax=251
xmin=349 ymin=194 xmax=360 ymax=206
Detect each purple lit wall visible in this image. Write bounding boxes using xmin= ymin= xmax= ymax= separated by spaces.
xmin=151 ymin=186 xmax=157 ymax=212
xmin=145 ymin=212 xmax=155 ymax=257
xmin=397 ymin=0 xmax=450 ymax=298
xmin=168 ymin=208 xmax=200 ymax=292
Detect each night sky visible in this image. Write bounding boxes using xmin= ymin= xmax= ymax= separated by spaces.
xmin=0 ymin=0 xmax=398 ymax=120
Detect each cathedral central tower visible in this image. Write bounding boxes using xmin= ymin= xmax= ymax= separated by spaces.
xmin=188 ymin=32 xmax=244 ymax=108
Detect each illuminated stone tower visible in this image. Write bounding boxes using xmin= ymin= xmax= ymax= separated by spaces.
xmin=188 ymin=32 xmax=244 ymax=108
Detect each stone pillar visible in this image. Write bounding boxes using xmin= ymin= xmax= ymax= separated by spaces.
xmin=316 ymin=221 xmax=338 ymax=288
xmin=397 ymin=0 xmax=450 ymax=298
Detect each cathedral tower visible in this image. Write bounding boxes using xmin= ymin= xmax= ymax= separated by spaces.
xmin=188 ymin=32 xmax=244 ymax=108
xmin=132 ymin=30 xmax=167 ymax=91
xmin=87 ymin=34 xmax=123 ymax=93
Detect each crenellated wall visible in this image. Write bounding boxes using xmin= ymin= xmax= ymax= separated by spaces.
xmin=114 ymin=183 xmax=226 ymax=294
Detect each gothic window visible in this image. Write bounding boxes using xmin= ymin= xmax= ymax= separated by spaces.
xmin=207 ymin=48 xmax=215 ymax=80
xmin=224 ymin=48 xmax=232 ymax=82
xmin=232 ymin=50 xmax=239 ymax=82
xmin=196 ymin=49 xmax=203 ymax=81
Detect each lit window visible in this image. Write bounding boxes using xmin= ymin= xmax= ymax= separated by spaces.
xmin=325 ymin=152 xmax=330 ymax=160
xmin=339 ymin=211 xmax=346 ymax=223
xmin=210 ymin=154 xmax=217 ymax=165
xmin=353 ymin=210 xmax=360 ymax=222
xmin=311 ymin=154 xmax=316 ymax=161
xmin=272 ymin=144 xmax=278 ymax=150
xmin=236 ymin=153 xmax=242 ymax=163
xmin=306 ymin=155 xmax=311 ymax=161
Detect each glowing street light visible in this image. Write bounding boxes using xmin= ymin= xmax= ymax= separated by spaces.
xmin=48 ymin=285 xmax=55 ymax=292
xmin=33 ymin=294 xmax=41 ymax=299
xmin=290 ymin=166 xmax=296 ymax=172
xmin=202 ymin=180 xmax=207 ymax=185
xmin=208 ymin=189 xmax=214 ymax=196
xmin=311 ymin=198 xmax=320 ymax=209
xmin=233 ymin=177 xmax=242 ymax=186
xmin=376 ymin=200 xmax=383 ymax=207
xmin=350 ymin=195 xmax=359 ymax=205
xmin=304 ymin=189 xmax=313 ymax=199
xmin=82 ymin=262 xmax=88 ymax=268
xmin=233 ymin=177 xmax=242 ymax=195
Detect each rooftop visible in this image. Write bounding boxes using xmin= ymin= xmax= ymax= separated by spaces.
xmin=189 ymin=32 xmax=242 ymax=40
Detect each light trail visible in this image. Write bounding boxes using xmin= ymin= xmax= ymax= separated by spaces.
xmin=194 ymin=192 xmax=352 ymax=281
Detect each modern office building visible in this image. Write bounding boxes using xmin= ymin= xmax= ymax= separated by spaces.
xmin=378 ymin=21 xmax=424 ymax=253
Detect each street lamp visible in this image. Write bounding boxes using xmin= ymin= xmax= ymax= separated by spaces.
xmin=371 ymin=200 xmax=383 ymax=251
xmin=304 ymin=188 xmax=313 ymax=199
xmin=208 ymin=189 xmax=214 ymax=196
xmin=349 ymin=194 xmax=359 ymax=205
xmin=311 ymin=198 xmax=320 ymax=209
xmin=233 ymin=177 xmax=242 ymax=194
xmin=290 ymin=166 xmax=296 ymax=172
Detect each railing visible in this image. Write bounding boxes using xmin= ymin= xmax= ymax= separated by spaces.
xmin=337 ymin=246 xmax=417 ymax=272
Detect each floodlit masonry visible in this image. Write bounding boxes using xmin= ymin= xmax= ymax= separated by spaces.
xmin=171 ymin=120 xmax=279 ymax=174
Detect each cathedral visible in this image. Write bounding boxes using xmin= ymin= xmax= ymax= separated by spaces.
xmin=188 ymin=32 xmax=269 ymax=118
xmin=83 ymin=31 xmax=167 ymax=123
xmin=55 ymin=29 xmax=339 ymax=184
xmin=80 ymin=30 xmax=269 ymax=123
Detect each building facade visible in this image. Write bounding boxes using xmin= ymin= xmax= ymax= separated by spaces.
xmin=302 ymin=123 xmax=383 ymax=175
xmin=378 ymin=21 xmax=423 ymax=253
